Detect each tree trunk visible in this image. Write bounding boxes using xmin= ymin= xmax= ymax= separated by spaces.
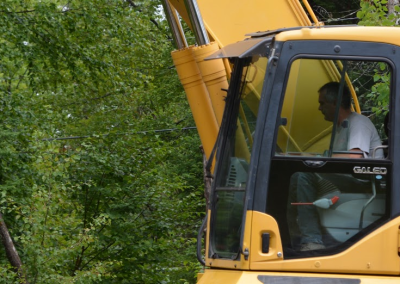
xmin=0 ymin=212 xmax=28 ymax=283
xmin=388 ymin=0 xmax=399 ymax=15
xmin=201 ymin=146 xmax=212 ymax=212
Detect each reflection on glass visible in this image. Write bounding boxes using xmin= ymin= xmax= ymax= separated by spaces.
xmin=276 ymin=59 xmax=390 ymax=159
xmin=211 ymin=56 xmax=267 ymax=259
xmin=287 ymin=172 xmax=387 ymax=251
xmin=268 ymin=57 xmax=391 ymax=257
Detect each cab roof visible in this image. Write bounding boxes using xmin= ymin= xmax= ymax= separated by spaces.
xmin=206 ymin=26 xmax=400 ymax=60
xmin=273 ymin=26 xmax=400 ymax=46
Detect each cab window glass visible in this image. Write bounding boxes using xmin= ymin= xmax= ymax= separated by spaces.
xmin=275 ymin=59 xmax=390 ymax=159
xmin=210 ymin=56 xmax=267 ymax=259
xmin=285 ymin=170 xmax=388 ymax=253
xmin=267 ymin=58 xmax=391 ymax=257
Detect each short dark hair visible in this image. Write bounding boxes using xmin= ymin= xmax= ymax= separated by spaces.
xmin=318 ymin=82 xmax=351 ymax=109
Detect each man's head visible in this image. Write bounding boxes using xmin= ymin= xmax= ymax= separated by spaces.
xmin=318 ymin=82 xmax=351 ymax=122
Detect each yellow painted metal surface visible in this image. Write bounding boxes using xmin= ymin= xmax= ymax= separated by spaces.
xmin=192 ymin=42 xmax=228 ymax=125
xmin=275 ymin=26 xmax=400 ymax=45
xmin=166 ymin=0 xmax=320 ymax=159
xmin=197 ymin=272 xmax=204 ymax=282
xmin=201 ymin=210 xmax=400 ymax=279
xmin=170 ymin=43 xmax=228 ymax=159
xmin=171 ymin=47 xmax=219 ymax=156
xmin=196 ymin=269 xmax=400 ymax=284
xmin=199 ymin=0 xmax=311 ymax=47
xmin=250 ymin=211 xmax=400 ymax=275
xmin=250 ymin=211 xmax=283 ymax=263
xmin=168 ymin=0 xmax=317 ymax=47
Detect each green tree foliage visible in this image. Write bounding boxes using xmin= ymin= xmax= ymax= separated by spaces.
xmin=356 ymin=0 xmax=398 ymax=120
xmin=358 ymin=0 xmax=400 ymax=26
xmin=308 ymin=0 xmax=398 ymax=132
xmin=0 ymin=0 xmax=204 ymax=283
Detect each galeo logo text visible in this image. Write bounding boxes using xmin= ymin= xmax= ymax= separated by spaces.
xmin=353 ymin=166 xmax=387 ymax=175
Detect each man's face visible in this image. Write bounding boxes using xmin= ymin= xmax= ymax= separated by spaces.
xmin=318 ymin=90 xmax=336 ymax=122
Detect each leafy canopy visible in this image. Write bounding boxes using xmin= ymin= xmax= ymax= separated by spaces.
xmin=0 ymin=0 xmax=204 ymax=283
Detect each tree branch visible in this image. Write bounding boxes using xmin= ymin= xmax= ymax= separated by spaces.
xmin=0 ymin=9 xmax=35 ymax=14
xmin=0 ymin=212 xmax=29 ymax=283
xmin=124 ymin=0 xmax=161 ymax=30
xmin=80 ymin=241 xmax=116 ymax=271
xmin=125 ymin=0 xmax=138 ymax=8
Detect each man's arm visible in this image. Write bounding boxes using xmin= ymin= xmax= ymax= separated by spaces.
xmin=333 ymin=148 xmax=364 ymax=159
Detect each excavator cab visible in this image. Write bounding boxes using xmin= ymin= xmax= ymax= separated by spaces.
xmin=203 ymin=28 xmax=400 ymax=279
xmin=161 ymin=0 xmax=400 ymax=280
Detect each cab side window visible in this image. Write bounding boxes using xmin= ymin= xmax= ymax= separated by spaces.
xmin=267 ymin=58 xmax=391 ymax=256
xmin=275 ymin=59 xmax=389 ymax=159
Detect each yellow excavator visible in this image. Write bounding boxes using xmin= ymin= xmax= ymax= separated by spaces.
xmin=161 ymin=0 xmax=400 ymax=283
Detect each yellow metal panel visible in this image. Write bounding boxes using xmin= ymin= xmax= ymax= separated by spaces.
xmin=197 ymin=270 xmax=243 ymax=284
xmin=398 ymin=227 xmax=400 ymax=254
xmin=171 ymin=47 xmax=219 ymax=157
xmin=196 ymin=0 xmax=314 ymax=47
xmin=275 ymin=26 xmax=400 ymax=46
xmin=250 ymin=211 xmax=283 ymax=263
xmin=197 ymin=269 xmax=400 ymax=283
xmin=167 ymin=0 xmax=319 ymax=47
xmin=197 ymin=272 xmax=204 ymax=282
xmin=288 ymin=0 xmax=313 ymax=26
xmin=192 ymin=42 xmax=228 ymax=125
xmin=250 ymin=212 xmax=400 ymax=275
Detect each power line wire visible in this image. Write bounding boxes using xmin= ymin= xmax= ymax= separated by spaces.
xmin=41 ymin=126 xmax=197 ymax=142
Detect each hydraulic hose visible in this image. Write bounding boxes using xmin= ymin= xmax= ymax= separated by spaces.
xmin=197 ymin=213 xmax=207 ymax=266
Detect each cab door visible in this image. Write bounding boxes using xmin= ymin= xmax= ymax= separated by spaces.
xmin=204 ymin=37 xmax=272 ymax=270
xmin=250 ymin=40 xmax=400 ymax=274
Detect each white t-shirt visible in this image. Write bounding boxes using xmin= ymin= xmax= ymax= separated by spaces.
xmin=333 ymin=112 xmax=384 ymax=159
